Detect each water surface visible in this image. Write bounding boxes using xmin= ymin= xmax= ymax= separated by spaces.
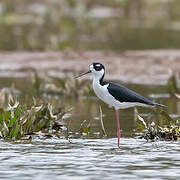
xmin=0 ymin=138 xmax=180 ymax=180
xmin=0 ymin=78 xmax=179 ymax=179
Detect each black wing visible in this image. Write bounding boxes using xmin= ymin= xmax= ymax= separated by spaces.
xmin=107 ymin=83 xmax=154 ymax=106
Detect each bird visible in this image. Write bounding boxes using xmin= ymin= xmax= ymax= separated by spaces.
xmin=75 ymin=62 xmax=166 ymax=148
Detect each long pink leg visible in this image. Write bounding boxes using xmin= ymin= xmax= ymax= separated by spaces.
xmin=115 ymin=109 xmax=120 ymax=148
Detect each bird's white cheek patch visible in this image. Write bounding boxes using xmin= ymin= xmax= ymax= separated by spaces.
xmin=90 ymin=65 xmax=94 ymax=71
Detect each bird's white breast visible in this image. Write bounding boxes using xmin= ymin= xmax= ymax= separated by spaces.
xmin=93 ymin=80 xmax=120 ymax=109
xmin=93 ymin=79 xmax=149 ymax=110
xmin=93 ymin=82 xmax=110 ymax=103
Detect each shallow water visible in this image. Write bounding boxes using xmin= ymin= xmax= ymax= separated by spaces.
xmin=0 ymin=78 xmax=180 ymax=179
xmin=0 ymin=138 xmax=180 ymax=180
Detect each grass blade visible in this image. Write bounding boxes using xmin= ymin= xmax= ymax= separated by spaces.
xmin=99 ymin=105 xmax=107 ymax=136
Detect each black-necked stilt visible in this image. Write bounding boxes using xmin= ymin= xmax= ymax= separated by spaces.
xmin=75 ymin=62 xmax=166 ymax=148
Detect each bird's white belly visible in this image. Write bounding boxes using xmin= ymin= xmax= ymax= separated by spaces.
xmin=93 ymin=82 xmax=149 ymax=110
xmin=93 ymin=82 xmax=121 ymax=108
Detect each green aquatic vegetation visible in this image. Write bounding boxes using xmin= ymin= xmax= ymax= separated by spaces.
xmin=0 ymin=90 xmax=69 ymax=140
xmin=78 ymin=120 xmax=91 ymax=135
xmin=167 ymin=74 xmax=180 ymax=99
xmin=27 ymin=71 xmax=44 ymax=98
xmin=33 ymin=71 xmax=42 ymax=97
xmin=53 ymin=77 xmax=94 ymax=98
xmin=82 ymin=84 xmax=94 ymax=97
xmin=25 ymin=71 xmax=94 ymax=98
xmin=0 ymin=75 xmax=94 ymax=140
xmin=136 ymin=110 xmax=180 ymax=141
xmin=35 ymin=75 xmax=94 ymax=98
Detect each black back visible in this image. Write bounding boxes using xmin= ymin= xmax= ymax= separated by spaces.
xmin=107 ymin=83 xmax=154 ymax=105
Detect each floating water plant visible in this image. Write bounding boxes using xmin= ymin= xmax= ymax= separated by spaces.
xmin=0 ymin=74 xmax=95 ymax=141
xmin=0 ymin=89 xmax=69 ymax=140
xmin=136 ymin=110 xmax=180 ymax=141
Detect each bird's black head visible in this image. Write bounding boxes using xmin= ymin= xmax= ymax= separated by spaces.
xmin=92 ymin=62 xmax=105 ymax=72
xmin=90 ymin=62 xmax=105 ymax=84
xmin=75 ymin=62 xmax=105 ymax=82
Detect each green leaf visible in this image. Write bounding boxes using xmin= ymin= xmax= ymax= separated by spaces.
xmin=138 ymin=124 xmax=144 ymax=131
xmin=178 ymin=119 xmax=180 ymax=125
xmin=22 ymin=104 xmax=27 ymax=113
xmin=175 ymin=127 xmax=180 ymax=133
xmin=0 ymin=113 xmax=4 ymax=123
xmin=8 ymin=117 xmax=17 ymax=127
xmin=83 ymin=127 xmax=90 ymax=134
xmin=3 ymin=111 xmax=11 ymax=122
xmin=160 ymin=111 xmax=174 ymax=124
xmin=34 ymin=72 xmax=41 ymax=97
xmin=10 ymin=124 xmax=20 ymax=139
xmin=167 ymin=81 xmax=175 ymax=93
xmin=167 ymin=76 xmax=176 ymax=93
xmin=54 ymin=77 xmax=66 ymax=89
xmin=34 ymin=120 xmax=46 ymax=132
xmin=14 ymin=105 xmax=21 ymax=119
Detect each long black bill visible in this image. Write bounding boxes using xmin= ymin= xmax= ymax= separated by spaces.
xmin=75 ymin=70 xmax=91 ymax=78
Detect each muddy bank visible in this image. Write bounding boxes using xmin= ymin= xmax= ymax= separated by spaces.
xmin=0 ymin=50 xmax=180 ymax=85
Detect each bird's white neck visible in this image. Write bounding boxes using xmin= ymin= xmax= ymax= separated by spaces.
xmin=92 ymin=69 xmax=105 ymax=85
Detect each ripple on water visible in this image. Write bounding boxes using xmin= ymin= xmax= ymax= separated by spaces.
xmin=0 ymin=138 xmax=180 ymax=180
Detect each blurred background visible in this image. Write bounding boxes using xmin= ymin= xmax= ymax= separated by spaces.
xmin=1 ymin=0 xmax=180 ymax=51
xmin=0 ymin=2 xmax=180 ymax=179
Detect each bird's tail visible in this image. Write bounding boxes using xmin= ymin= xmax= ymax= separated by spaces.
xmin=153 ymin=102 xmax=167 ymax=108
